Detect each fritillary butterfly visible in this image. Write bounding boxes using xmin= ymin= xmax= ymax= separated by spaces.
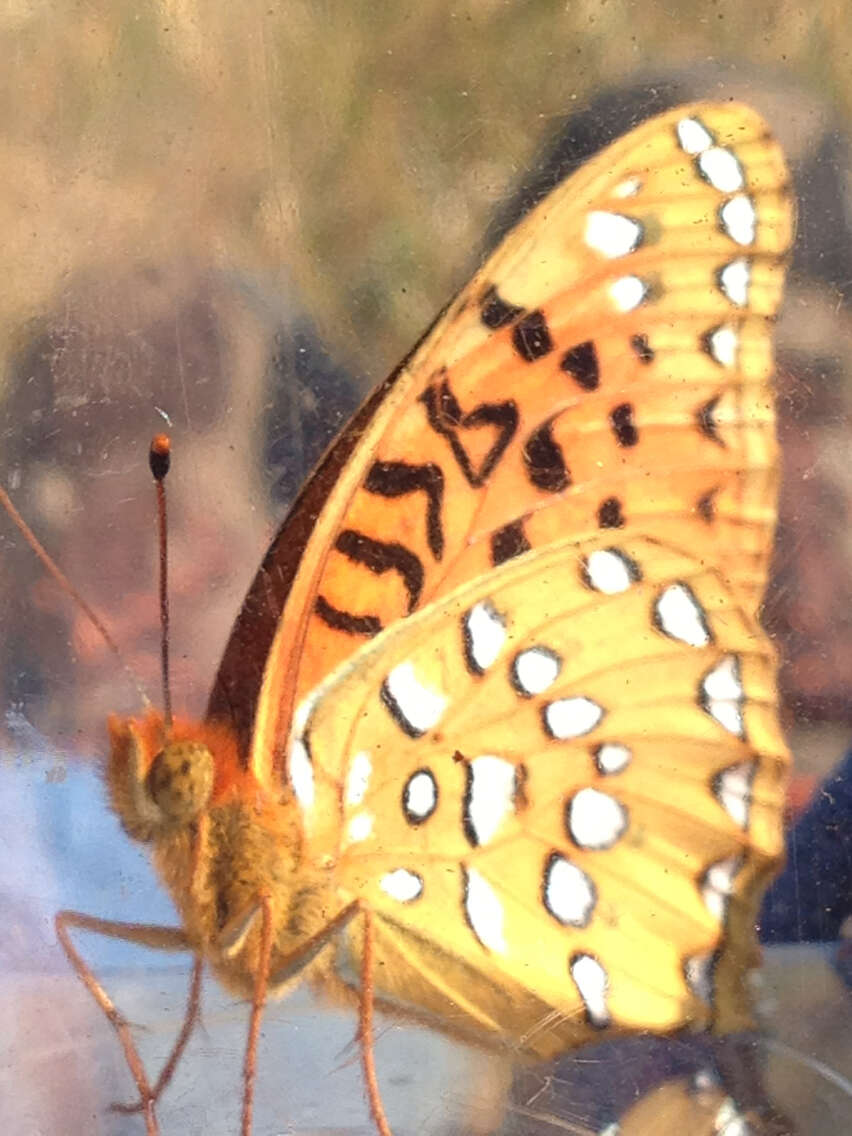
xmin=16 ymin=102 xmax=794 ymax=1135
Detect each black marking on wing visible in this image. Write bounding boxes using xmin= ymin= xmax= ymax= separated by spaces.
xmin=490 ymin=520 xmax=531 ymax=565
xmin=697 ymin=396 xmax=725 ymax=446
xmin=524 ymin=419 xmax=570 ymax=492
xmin=697 ymin=488 xmax=718 ymax=523
xmin=402 ymin=768 xmax=439 ymax=824
xmin=630 ymin=333 xmax=654 ymax=363
xmin=560 ymin=341 xmax=599 ymax=390
xmin=315 ymin=530 xmax=424 ymax=635
xmin=364 ymin=460 xmax=445 ymax=560
xmin=462 ymin=764 xmax=479 ymax=847
xmin=420 ymin=374 xmax=519 ymax=487
xmin=480 ymin=285 xmax=524 ymax=329
xmin=314 ymin=597 xmax=382 ymax=637
xmin=610 ymin=403 xmax=638 ymax=448
xmin=513 ymin=310 xmax=554 ymax=362
xmin=597 ymin=497 xmax=625 ymax=529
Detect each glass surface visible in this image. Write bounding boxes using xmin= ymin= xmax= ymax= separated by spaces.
xmin=0 ymin=4 xmax=850 ymax=1135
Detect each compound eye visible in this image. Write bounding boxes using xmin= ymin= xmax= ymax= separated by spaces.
xmin=146 ymin=741 xmax=214 ymax=824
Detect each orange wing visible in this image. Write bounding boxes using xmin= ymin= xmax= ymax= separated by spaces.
xmin=206 ymin=102 xmax=793 ymax=790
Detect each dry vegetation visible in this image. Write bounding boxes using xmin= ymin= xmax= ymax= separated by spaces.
xmin=0 ymin=0 xmax=839 ymax=377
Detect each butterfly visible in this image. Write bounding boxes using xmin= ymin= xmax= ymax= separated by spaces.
xmin=13 ymin=101 xmax=793 ymax=1135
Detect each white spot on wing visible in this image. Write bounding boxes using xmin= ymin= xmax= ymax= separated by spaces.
xmin=583 ymin=548 xmax=639 ymax=594
xmin=289 ymin=737 xmax=314 ymax=809
xmin=292 ymin=692 xmax=317 ymax=736
xmin=704 ymin=657 xmax=743 ymax=702
xmin=403 ymin=769 xmax=438 ymax=823
xmin=567 ymin=787 xmax=628 ymax=850
xmin=609 ymin=275 xmax=648 ymax=312
xmin=380 ymin=868 xmax=423 ymax=903
xmin=612 ymin=175 xmax=641 ymax=198
xmin=570 ymin=954 xmax=610 ymax=1027
xmin=655 ymin=582 xmax=711 ymax=647
xmin=382 ymin=661 xmax=447 ymax=736
xmin=585 ymin=211 xmax=643 ymax=258
xmin=347 ymin=812 xmax=373 ymax=843
xmin=702 ymin=855 xmax=741 ymax=921
xmin=466 ymin=755 xmax=517 ymax=845
xmin=464 ymin=867 xmax=506 ymax=953
xmin=698 ymin=147 xmax=745 ymax=193
xmin=594 ymin=742 xmax=632 ymax=775
xmin=513 ymin=646 xmax=561 ymax=696
xmin=706 ymin=324 xmax=739 ymax=368
xmin=677 ymin=116 xmax=714 ymax=154
xmin=544 ymin=697 xmax=604 ymax=739
xmin=701 ymin=655 xmax=745 ymax=737
xmin=543 ymin=855 xmax=596 ymax=926
xmin=720 ymin=193 xmax=756 ymax=246
xmin=719 ymin=258 xmax=751 ymax=307
xmin=464 ymin=600 xmax=506 ymax=674
xmin=714 ymin=763 xmax=755 ymax=829
xmin=345 ymin=751 xmax=372 ymax=806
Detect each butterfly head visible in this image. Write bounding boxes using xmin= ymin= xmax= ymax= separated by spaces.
xmin=106 ymin=711 xmax=217 ymax=842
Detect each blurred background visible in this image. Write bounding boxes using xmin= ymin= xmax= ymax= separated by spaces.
xmin=0 ymin=2 xmax=850 ymax=1133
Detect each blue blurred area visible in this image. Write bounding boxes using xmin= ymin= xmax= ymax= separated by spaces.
xmin=1 ymin=750 xmax=179 ymax=971
xmin=761 ymin=749 xmax=852 ymax=946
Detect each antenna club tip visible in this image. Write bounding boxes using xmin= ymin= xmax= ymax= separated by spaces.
xmin=149 ymin=434 xmax=171 ymax=482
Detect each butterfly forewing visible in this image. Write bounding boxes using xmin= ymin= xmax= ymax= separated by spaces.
xmin=233 ymin=102 xmax=793 ymax=784
xmin=290 ymin=534 xmax=788 ymax=1054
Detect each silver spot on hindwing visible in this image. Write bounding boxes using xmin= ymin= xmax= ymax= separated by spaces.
xmin=381 ymin=661 xmax=447 ymax=737
xmin=544 ymin=697 xmax=605 ymax=739
xmin=713 ymin=762 xmax=756 ymax=829
xmin=463 ymin=600 xmax=507 ymax=675
xmin=380 ymin=869 xmax=423 ymax=903
xmin=593 ymin=742 xmax=632 ymax=775
xmin=512 ymin=646 xmax=562 ymax=697
xmin=654 ymin=582 xmax=712 ymax=647
xmin=462 ymin=866 xmax=506 ymax=953
xmin=581 ymin=547 xmax=642 ymax=594
xmin=700 ymin=655 xmax=745 ymax=738
xmin=463 ymin=755 xmax=518 ymax=846
xmin=402 ymin=768 xmax=438 ymax=824
xmin=566 ymin=787 xmax=628 ymax=850
xmin=570 ymin=953 xmax=610 ymax=1027
xmin=543 ymin=853 xmax=597 ymax=927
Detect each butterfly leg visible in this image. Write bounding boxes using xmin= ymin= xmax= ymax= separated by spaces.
xmin=55 ymin=909 xmax=194 ymax=1136
xmin=111 ymin=955 xmax=203 ymax=1119
xmin=236 ymin=899 xmax=392 ymax=1136
xmin=359 ymin=905 xmax=392 ymax=1136
xmin=241 ymin=894 xmax=274 ymax=1136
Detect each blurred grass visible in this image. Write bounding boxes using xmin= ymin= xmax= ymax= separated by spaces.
xmin=0 ymin=0 xmax=841 ymax=388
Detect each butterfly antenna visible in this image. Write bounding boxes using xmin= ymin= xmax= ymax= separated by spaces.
xmin=149 ymin=434 xmax=173 ymax=730
xmin=0 ymin=479 xmax=150 ymax=709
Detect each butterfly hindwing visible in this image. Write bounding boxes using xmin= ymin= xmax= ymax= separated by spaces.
xmin=290 ymin=534 xmax=788 ymax=1054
